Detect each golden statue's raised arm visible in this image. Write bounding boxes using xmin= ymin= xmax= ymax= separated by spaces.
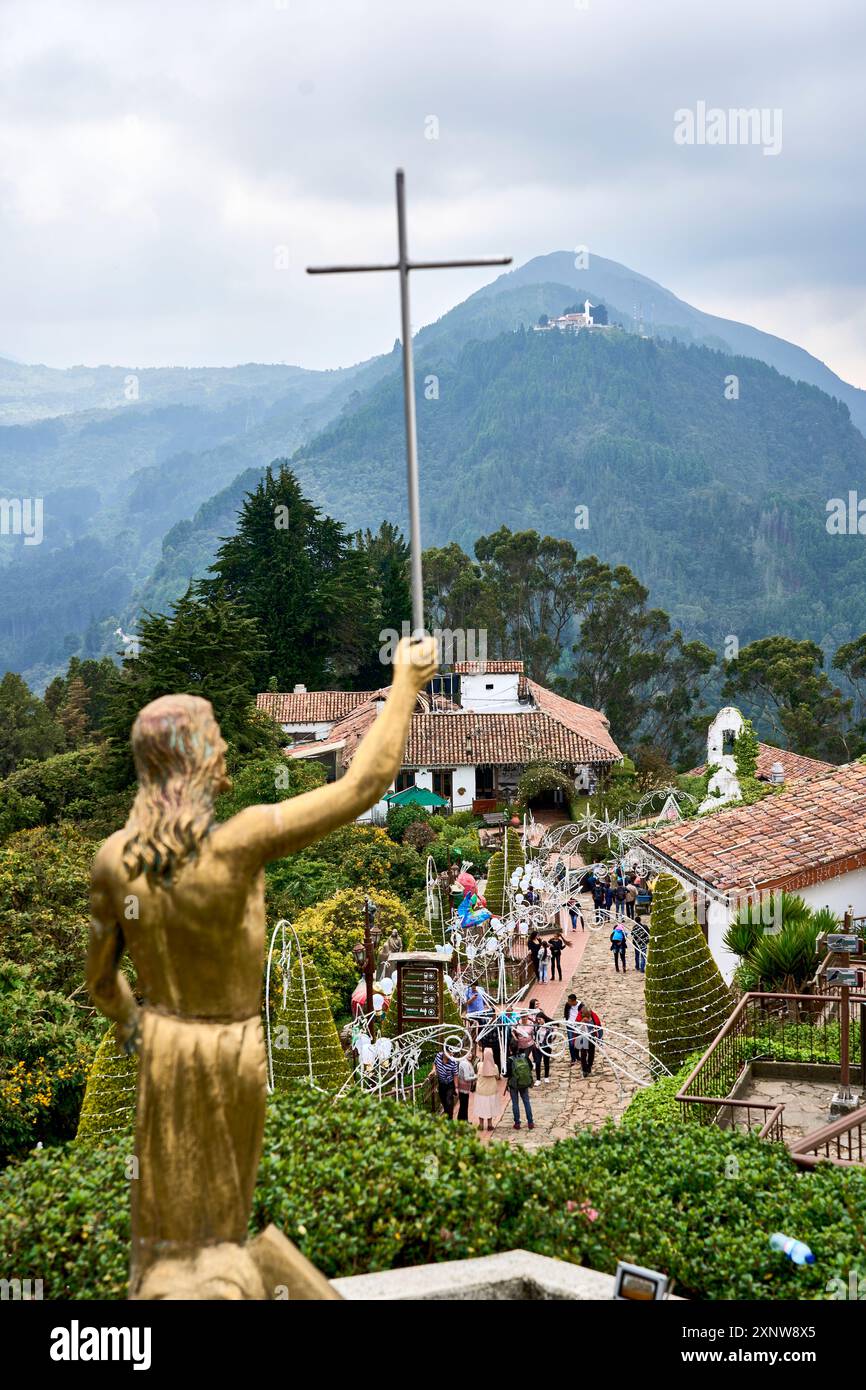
xmin=216 ymin=635 xmax=437 ymax=869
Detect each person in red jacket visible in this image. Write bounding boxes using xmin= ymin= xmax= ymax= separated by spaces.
xmin=576 ymin=1001 xmax=602 ymax=1076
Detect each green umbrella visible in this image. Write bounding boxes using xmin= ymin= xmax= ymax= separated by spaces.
xmin=383 ymin=785 xmax=448 ymax=807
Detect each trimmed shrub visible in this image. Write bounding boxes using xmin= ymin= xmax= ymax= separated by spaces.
xmin=75 ymin=1027 xmax=138 ymax=1146
xmin=270 ymin=958 xmax=350 ymax=1093
xmin=644 ymin=873 xmax=732 ymax=1071
xmin=386 ymin=805 xmax=429 ymax=843
xmin=4 ymin=1085 xmax=866 ymax=1301
xmin=483 ymin=829 xmax=524 ymax=916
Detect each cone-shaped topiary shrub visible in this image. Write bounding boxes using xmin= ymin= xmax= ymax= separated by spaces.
xmin=483 ymin=830 xmax=525 ymax=916
xmin=75 ymin=1025 xmax=138 ymax=1145
xmin=271 ymin=957 xmax=350 ymax=1093
xmin=645 ymin=873 xmax=732 ymax=1071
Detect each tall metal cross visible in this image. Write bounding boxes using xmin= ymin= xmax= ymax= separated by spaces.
xmin=308 ymin=168 xmax=511 ymax=633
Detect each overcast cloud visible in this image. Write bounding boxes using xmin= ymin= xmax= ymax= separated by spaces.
xmin=1 ymin=0 xmax=864 ymax=384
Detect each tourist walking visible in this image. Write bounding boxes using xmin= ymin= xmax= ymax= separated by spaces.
xmin=548 ymin=929 xmax=570 ymax=982
xmin=576 ymin=1001 xmax=603 ymax=1076
xmin=537 ymin=938 xmax=550 ymax=982
xmin=474 ymin=1047 xmax=500 ymax=1132
xmin=610 ymin=921 xmax=627 ymax=973
xmin=624 ymin=877 xmax=638 ymax=920
xmin=432 ymin=1048 xmax=458 ymax=1118
xmin=527 ymin=930 xmax=542 ymax=981
xmin=632 ymin=922 xmax=647 ymax=973
xmin=567 ymin=898 xmax=584 ymax=931
xmin=456 ymin=1052 xmax=476 ymax=1122
xmin=592 ymin=881 xmax=606 ymax=924
xmin=504 ymin=1041 xmax=535 ymax=1130
xmin=529 ymin=999 xmax=552 ymax=1083
xmin=564 ymin=992 xmax=581 ymax=1065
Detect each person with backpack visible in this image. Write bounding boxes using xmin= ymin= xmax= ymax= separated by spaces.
xmin=431 ymin=1048 xmax=459 ymax=1118
xmin=592 ymin=880 xmax=606 ymax=924
xmin=504 ymin=1041 xmax=534 ymax=1130
xmin=610 ymin=921 xmax=627 ymax=973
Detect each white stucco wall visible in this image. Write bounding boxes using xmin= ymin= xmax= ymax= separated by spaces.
xmin=798 ymin=869 xmax=866 ymax=922
xmin=460 ymin=672 xmax=523 ymax=713
xmin=452 ymin=765 xmax=476 ymax=811
xmin=647 ymin=861 xmax=866 ymax=984
xmin=280 ymin=721 xmax=333 ymax=742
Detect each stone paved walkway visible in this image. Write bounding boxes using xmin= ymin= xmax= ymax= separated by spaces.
xmin=486 ymin=894 xmax=649 ymax=1151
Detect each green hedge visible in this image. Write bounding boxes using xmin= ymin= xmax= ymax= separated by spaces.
xmin=2 ymin=1084 xmax=864 ymax=1301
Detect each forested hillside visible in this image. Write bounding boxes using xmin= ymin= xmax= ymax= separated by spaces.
xmin=288 ymin=327 xmax=866 ymax=654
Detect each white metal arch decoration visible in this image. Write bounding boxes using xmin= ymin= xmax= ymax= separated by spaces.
xmin=264 ymin=916 xmax=325 ymax=1095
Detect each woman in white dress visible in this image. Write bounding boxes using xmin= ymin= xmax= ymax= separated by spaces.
xmin=474 ymin=1046 xmax=501 ymax=1131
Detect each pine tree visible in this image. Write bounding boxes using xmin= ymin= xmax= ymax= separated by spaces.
xmin=483 ymin=829 xmax=525 ymax=916
xmin=644 ymin=873 xmax=732 ymax=1071
xmin=271 ymin=957 xmax=350 ymax=1093
xmin=201 ymin=463 xmax=379 ymax=691
xmin=75 ymin=1026 xmax=138 ymax=1145
xmin=101 ymin=590 xmax=272 ymax=785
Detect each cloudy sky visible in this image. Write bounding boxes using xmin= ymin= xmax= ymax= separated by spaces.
xmin=1 ymin=0 xmax=864 ymax=384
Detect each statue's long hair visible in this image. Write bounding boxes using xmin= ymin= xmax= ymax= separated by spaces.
xmin=122 ymin=694 xmax=228 ymax=885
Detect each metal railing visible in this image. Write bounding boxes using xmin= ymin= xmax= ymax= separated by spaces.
xmin=788 ymin=1105 xmax=866 ymax=1168
xmin=677 ymin=991 xmax=866 ymax=1137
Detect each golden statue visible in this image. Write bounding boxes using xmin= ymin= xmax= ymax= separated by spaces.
xmin=87 ymin=636 xmax=437 ymax=1299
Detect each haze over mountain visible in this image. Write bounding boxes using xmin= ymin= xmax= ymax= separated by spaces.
xmin=2 ymin=251 xmax=866 ymax=688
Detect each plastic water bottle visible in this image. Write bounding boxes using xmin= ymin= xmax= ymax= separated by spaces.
xmin=769 ymin=1233 xmax=815 ymax=1265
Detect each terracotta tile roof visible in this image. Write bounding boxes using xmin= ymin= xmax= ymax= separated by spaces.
xmin=452 ymin=660 xmax=525 ymax=674
xmin=257 ymin=690 xmax=375 ymax=723
xmin=275 ymin=672 xmax=622 ymax=772
xmin=687 ymin=743 xmax=834 ymax=782
xmin=404 ymin=709 xmax=618 ymax=769
xmin=524 ymin=679 xmax=622 ymax=759
xmin=640 ymin=761 xmax=866 ymax=894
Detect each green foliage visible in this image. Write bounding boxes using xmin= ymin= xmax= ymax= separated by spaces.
xmin=6 ymin=1085 xmax=866 ymax=1300
xmin=725 ymin=893 xmax=827 ymax=993
xmin=621 ymin=1054 xmax=702 ymax=1128
xmin=0 ymin=672 xmax=65 ymax=777
xmin=0 ymin=824 xmax=101 ymax=996
xmin=723 ymin=637 xmax=852 ymax=761
xmin=200 ymin=463 xmax=380 ymax=691
xmin=101 ymin=589 xmax=274 ymax=786
xmin=645 ymin=874 xmax=732 ymax=1071
xmin=75 ymin=1027 xmax=138 ymax=1146
xmin=290 ymin=887 xmax=421 ymax=1014
xmin=215 ymin=755 xmax=325 ymax=821
xmin=386 ymin=804 xmax=429 ymax=842
xmin=732 ymin=718 xmax=760 ymax=781
xmin=270 ymin=958 xmax=350 ymax=1093
xmin=515 ymin=761 xmax=576 ymax=810
xmin=0 ymin=960 xmax=93 ymax=1163
xmin=0 ymin=745 xmax=127 ymax=841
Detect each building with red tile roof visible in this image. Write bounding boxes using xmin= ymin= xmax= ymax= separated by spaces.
xmin=260 ymin=662 xmax=621 ymax=817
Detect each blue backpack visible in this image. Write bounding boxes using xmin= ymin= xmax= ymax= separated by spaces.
xmin=611 ymin=928 xmax=625 ymax=945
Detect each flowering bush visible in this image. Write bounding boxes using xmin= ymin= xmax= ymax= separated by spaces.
xmin=291 ymin=887 xmax=422 ymax=1014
